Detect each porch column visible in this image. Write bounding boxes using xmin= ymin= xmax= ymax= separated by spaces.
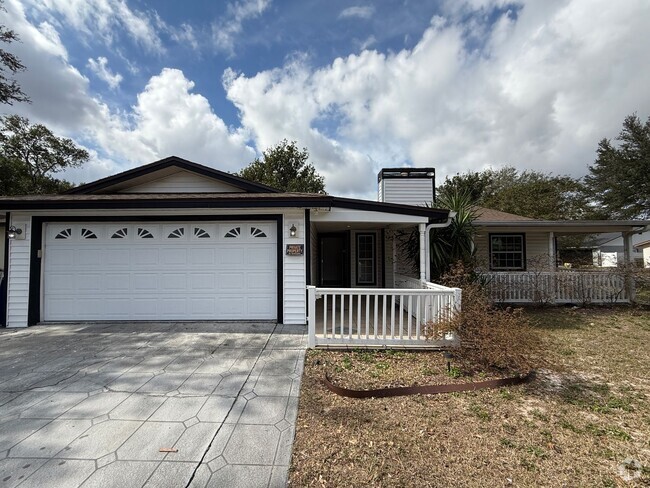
xmin=419 ymin=223 xmax=426 ymax=282
xmin=548 ymin=231 xmax=557 ymax=302
xmin=392 ymin=232 xmax=397 ymax=287
xmin=623 ymin=231 xmax=636 ymax=301
xmin=548 ymin=232 xmax=556 ymax=269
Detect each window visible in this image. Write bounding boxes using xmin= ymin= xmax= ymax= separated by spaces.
xmin=81 ymin=228 xmax=97 ymax=239
xmin=137 ymin=228 xmax=154 ymax=239
xmin=194 ymin=227 xmax=210 ymax=238
xmin=356 ymin=233 xmax=376 ymax=285
xmin=489 ymin=234 xmax=526 ymax=270
xmin=168 ymin=228 xmax=185 ymax=238
xmin=55 ymin=228 xmax=72 ymax=239
xmin=111 ymin=228 xmax=128 ymax=239
xmin=224 ymin=227 xmax=240 ymax=238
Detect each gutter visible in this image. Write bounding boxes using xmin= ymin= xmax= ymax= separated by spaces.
xmin=424 ymin=211 xmax=457 ymax=282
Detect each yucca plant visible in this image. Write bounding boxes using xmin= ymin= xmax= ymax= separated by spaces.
xmin=429 ymin=190 xmax=478 ymax=280
xmin=398 ymin=189 xmax=478 ymax=281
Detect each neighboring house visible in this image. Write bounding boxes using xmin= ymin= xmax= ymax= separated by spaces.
xmin=585 ymin=231 xmax=649 ymax=267
xmin=635 ymin=240 xmax=650 ymax=268
xmin=0 ymin=157 xmax=457 ymax=350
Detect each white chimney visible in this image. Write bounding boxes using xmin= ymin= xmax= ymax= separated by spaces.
xmin=377 ymin=168 xmax=436 ymax=206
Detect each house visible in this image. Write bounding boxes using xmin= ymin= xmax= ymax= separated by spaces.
xmin=0 ymin=157 xmax=457 ymax=347
xmin=586 ymin=231 xmax=649 ymax=267
xmin=635 ymin=240 xmax=650 ymax=268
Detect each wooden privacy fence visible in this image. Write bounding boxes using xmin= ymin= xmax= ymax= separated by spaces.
xmin=307 ymin=278 xmax=461 ymax=348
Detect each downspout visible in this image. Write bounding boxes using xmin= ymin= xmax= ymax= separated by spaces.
xmin=424 ymin=211 xmax=457 ymax=282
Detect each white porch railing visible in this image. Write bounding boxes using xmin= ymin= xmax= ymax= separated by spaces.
xmin=307 ymin=276 xmax=461 ymax=348
xmin=486 ymin=271 xmax=629 ymax=304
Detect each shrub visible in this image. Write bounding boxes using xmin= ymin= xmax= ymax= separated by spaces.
xmin=432 ymin=262 xmax=542 ymax=373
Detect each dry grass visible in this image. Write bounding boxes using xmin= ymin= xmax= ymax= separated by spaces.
xmin=289 ymin=306 xmax=650 ymax=487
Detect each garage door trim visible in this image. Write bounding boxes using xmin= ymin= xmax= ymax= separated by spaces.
xmin=28 ymin=215 xmax=284 ymax=325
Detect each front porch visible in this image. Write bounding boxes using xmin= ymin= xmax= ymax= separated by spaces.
xmin=307 ymin=275 xmax=461 ymax=348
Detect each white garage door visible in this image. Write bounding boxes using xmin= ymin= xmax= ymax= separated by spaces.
xmin=43 ymin=221 xmax=277 ymax=321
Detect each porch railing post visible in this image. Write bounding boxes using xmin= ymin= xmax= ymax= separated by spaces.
xmin=307 ymin=285 xmax=316 ymax=348
xmin=453 ymin=287 xmax=462 ymax=316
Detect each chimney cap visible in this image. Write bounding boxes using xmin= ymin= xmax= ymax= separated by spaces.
xmin=378 ymin=167 xmax=435 ymax=182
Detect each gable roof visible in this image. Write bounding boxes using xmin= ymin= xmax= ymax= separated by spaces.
xmin=67 ymin=156 xmax=280 ymax=194
xmin=473 ymin=206 xmax=536 ymax=222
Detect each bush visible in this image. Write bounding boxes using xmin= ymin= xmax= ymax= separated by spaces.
xmin=433 ymin=262 xmax=542 ymax=373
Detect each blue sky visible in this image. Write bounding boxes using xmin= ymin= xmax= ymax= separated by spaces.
xmin=3 ymin=0 xmax=650 ymax=199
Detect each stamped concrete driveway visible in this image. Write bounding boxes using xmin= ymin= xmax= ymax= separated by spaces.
xmin=0 ymin=322 xmax=306 ymax=488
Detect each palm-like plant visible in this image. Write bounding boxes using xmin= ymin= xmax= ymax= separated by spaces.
xmin=429 ymin=190 xmax=478 ymax=280
xmin=398 ymin=189 xmax=478 ymax=281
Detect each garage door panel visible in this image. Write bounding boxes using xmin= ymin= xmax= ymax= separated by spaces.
xmin=46 ymin=273 xmax=76 ymax=293
xmin=246 ymin=296 xmax=274 ymax=316
xmin=47 ymin=249 xmax=75 ymax=267
xmin=104 ymin=248 xmax=130 ymax=266
xmin=217 ymin=247 xmax=244 ymax=265
xmin=43 ymin=221 xmax=277 ymax=321
xmin=161 ymin=273 xmax=186 ymax=290
xmin=105 ymin=273 xmax=131 ymax=291
xmin=77 ymin=249 xmax=103 ymax=266
xmin=218 ymin=272 xmax=245 ymax=291
xmin=132 ymin=248 xmax=158 ymax=265
xmin=247 ymin=271 xmax=274 ymax=289
xmin=104 ymin=298 xmax=131 ymax=318
xmin=247 ymin=247 xmax=274 ymax=265
xmin=190 ymin=273 xmax=216 ymax=290
xmin=189 ymin=248 xmax=215 ymax=265
xmin=133 ymin=273 xmax=158 ymax=290
xmin=77 ymin=274 xmax=103 ymax=291
xmin=160 ymin=248 xmax=187 ymax=265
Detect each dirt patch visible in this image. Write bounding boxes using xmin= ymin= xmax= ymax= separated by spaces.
xmin=290 ymin=306 xmax=650 ymax=487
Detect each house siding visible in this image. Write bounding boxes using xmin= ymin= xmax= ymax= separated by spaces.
xmin=309 ymin=220 xmax=318 ymax=285
xmin=120 ymin=171 xmax=246 ymax=193
xmin=282 ymin=209 xmax=306 ymax=325
xmin=381 ymin=179 xmax=433 ymax=206
xmin=6 ymin=214 xmax=31 ymax=327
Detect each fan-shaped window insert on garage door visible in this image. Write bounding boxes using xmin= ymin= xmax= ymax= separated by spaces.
xmin=42 ymin=221 xmax=277 ymax=321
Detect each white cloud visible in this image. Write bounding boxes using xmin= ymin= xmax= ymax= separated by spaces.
xmin=3 ymin=0 xmax=254 ymax=184
xmin=339 ymin=6 xmax=375 ymax=20
xmin=25 ymin=0 xmax=164 ymax=52
xmin=224 ymin=0 xmax=650 ymax=196
xmin=169 ymin=22 xmax=199 ymax=50
xmin=87 ymin=56 xmax=123 ymax=89
xmin=212 ymin=0 xmax=271 ymax=55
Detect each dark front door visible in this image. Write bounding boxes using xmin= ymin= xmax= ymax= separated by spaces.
xmin=320 ymin=233 xmax=348 ymax=286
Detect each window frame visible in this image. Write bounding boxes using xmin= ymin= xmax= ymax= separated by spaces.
xmin=355 ymin=232 xmax=377 ymax=286
xmin=489 ymin=233 xmax=526 ymax=271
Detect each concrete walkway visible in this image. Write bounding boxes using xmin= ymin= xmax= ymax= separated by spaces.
xmin=0 ymin=322 xmax=307 ymax=488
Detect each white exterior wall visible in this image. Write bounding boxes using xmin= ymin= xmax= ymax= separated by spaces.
xmin=643 ymin=247 xmax=650 ymax=268
xmin=381 ymin=179 xmax=433 ymax=206
xmin=4 ymin=208 xmax=307 ymax=327
xmin=309 ymin=220 xmax=318 ymax=285
xmin=6 ymin=215 xmax=31 ymax=327
xmin=121 ymin=172 xmax=245 ymax=193
xmin=475 ymin=229 xmax=551 ymax=270
xmin=282 ymin=209 xmax=306 ymax=325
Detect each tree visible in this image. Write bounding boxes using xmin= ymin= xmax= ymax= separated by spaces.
xmin=0 ymin=115 xmax=88 ymax=195
xmin=237 ymin=139 xmax=326 ymax=193
xmin=438 ymin=167 xmax=589 ymax=221
xmin=584 ymin=114 xmax=650 ymax=219
xmin=0 ymin=0 xmax=29 ymax=105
